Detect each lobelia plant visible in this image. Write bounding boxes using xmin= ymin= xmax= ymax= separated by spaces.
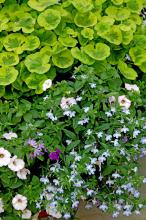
xmin=0 ymin=64 xmax=146 ymax=219
xmin=0 ymin=0 xmax=145 ymax=98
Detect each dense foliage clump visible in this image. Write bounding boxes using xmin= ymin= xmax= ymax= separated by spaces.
xmin=0 ymin=0 xmax=146 ymax=97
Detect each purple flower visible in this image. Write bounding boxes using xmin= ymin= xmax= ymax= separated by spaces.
xmin=49 ymin=148 xmax=62 ymax=161
xmin=38 ymin=143 xmax=45 ymax=150
xmin=49 ymin=152 xmax=59 ymax=161
xmin=34 ymin=149 xmax=44 ymax=157
xmin=122 ymin=136 xmax=128 ymax=143
xmin=56 ymin=148 xmax=62 ymax=154
xmin=27 ymin=139 xmax=37 ymax=147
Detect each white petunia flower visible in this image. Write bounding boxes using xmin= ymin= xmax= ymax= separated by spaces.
xmin=42 ymin=79 xmax=52 ymax=91
xmin=12 ymin=194 xmax=27 ymax=211
xmin=125 ymin=83 xmax=139 ymax=92
xmin=17 ymin=168 xmax=30 ymax=180
xmin=0 ymin=148 xmax=11 ymax=167
xmin=109 ymin=96 xmax=116 ymax=104
xmin=8 ymin=156 xmax=25 ymax=172
xmin=3 ymin=132 xmax=18 ymax=140
xmin=0 ymin=198 xmax=4 ymax=213
xmin=60 ymin=97 xmax=76 ymax=110
xmin=118 ymin=95 xmax=131 ymax=109
xmin=22 ymin=209 xmax=32 ymax=219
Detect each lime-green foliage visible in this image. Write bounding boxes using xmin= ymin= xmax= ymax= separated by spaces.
xmin=0 ymin=0 xmax=145 ymax=97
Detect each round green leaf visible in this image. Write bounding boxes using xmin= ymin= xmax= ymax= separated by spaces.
xmin=105 ymin=6 xmax=118 ymax=19
xmin=104 ymin=26 xmax=122 ymax=45
xmin=28 ymin=0 xmax=59 ymax=11
xmin=129 ymin=47 xmax=146 ymax=65
xmin=71 ymin=0 xmax=93 ymax=13
xmin=24 ymin=36 xmax=40 ymax=51
xmin=83 ymin=43 xmax=110 ymax=60
xmin=12 ymin=12 xmax=36 ymax=33
xmin=36 ymin=29 xmax=57 ymax=46
xmin=3 ymin=33 xmax=25 ymax=54
xmin=52 ymin=49 xmax=74 ymax=68
xmin=25 ymin=73 xmax=47 ymax=89
xmin=52 ymin=42 xmax=66 ymax=55
xmin=118 ymin=61 xmax=137 ymax=80
xmin=24 ymin=52 xmax=51 ymax=74
xmin=127 ymin=0 xmax=144 ymax=13
xmin=133 ymin=35 xmax=146 ymax=49
xmin=0 ymin=52 xmax=19 ymax=66
xmin=95 ymin=17 xmax=115 ymax=37
xmin=122 ymin=30 xmax=133 ymax=45
xmin=116 ymin=8 xmax=130 ymax=21
xmin=59 ymin=36 xmax=77 ymax=47
xmin=81 ymin=28 xmax=94 ymax=40
xmin=74 ymin=12 xmax=97 ymax=27
xmin=37 ymin=9 xmax=61 ymax=30
xmin=71 ymin=47 xmax=95 ymax=65
xmin=0 ymin=66 xmax=18 ymax=85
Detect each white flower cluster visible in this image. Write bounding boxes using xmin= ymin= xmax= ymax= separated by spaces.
xmin=12 ymin=194 xmax=31 ymax=219
xmin=3 ymin=132 xmax=18 ymax=140
xmin=60 ymin=97 xmax=77 ymax=110
xmin=0 ymin=147 xmax=30 ymax=180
